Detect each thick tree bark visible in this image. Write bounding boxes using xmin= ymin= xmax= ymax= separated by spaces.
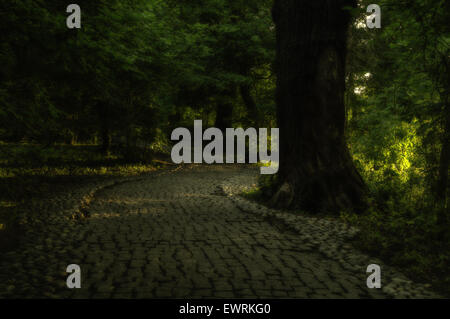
xmin=271 ymin=0 xmax=367 ymax=213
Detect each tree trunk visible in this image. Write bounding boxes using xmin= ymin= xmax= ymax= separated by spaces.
xmin=215 ymin=101 xmax=233 ymax=131
xmin=97 ymin=102 xmax=111 ymax=155
xmin=240 ymin=85 xmax=261 ymax=127
xmin=100 ymin=121 xmax=111 ymax=155
xmin=215 ymin=87 xmax=236 ymax=131
xmin=436 ymin=91 xmax=449 ymax=223
xmin=271 ymin=0 xmax=367 ymax=213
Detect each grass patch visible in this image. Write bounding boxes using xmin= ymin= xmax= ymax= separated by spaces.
xmin=241 ymin=188 xmax=265 ymax=202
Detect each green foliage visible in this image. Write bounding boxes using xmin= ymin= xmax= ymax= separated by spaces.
xmin=0 ymin=0 xmax=276 ymax=145
xmin=0 ymin=0 xmax=448 ymax=296
xmin=343 ymin=0 xmax=450 ymax=296
xmin=348 ymin=0 xmax=449 ymax=196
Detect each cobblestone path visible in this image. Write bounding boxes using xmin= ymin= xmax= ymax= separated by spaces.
xmin=0 ymin=165 xmax=440 ymax=298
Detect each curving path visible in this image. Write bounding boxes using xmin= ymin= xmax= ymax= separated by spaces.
xmin=0 ymin=165 xmax=440 ymax=298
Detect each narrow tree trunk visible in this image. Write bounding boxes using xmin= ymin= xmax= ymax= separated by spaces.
xmin=435 ymin=52 xmax=450 ymax=225
xmin=271 ymin=0 xmax=367 ymax=213
xmin=215 ymin=86 xmax=237 ymax=131
xmin=97 ymin=102 xmax=111 ymax=155
xmin=437 ymin=110 xmax=449 ymax=202
xmin=436 ymin=92 xmax=449 ymax=224
xmin=100 ymin=121 xmax=111 ymax=155
xmin=215 ymin=101 xmax=234 ymax=132
xmin=240 ymin=85 xmax=261 ymax=127
xmin=168 ymin=106 xmax=183 ymax=131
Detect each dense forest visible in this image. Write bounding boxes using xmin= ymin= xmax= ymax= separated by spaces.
xmin=0 ymin=0 xmax=449 ymax=296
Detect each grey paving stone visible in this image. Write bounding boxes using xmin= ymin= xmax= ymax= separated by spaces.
xmin=0 ymin=165 xmax=441 ymax=299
